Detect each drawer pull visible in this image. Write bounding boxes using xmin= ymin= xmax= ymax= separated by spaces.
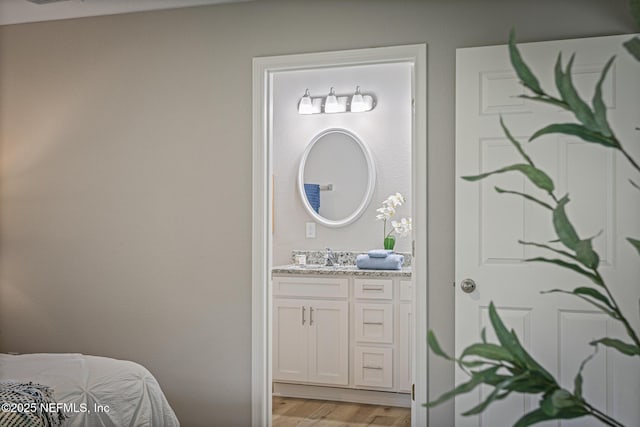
xmin=362 ymin=285 xmax=384 ymax=291
xmin=309 ymin=306 xmax=314 ymax=326
xmin=302 ymin=306 xmax=306 ymax=325
xmin=363 ymin=321 xmax=384 ymax=325
xmin=363 ymin=365 xmax=383 ymax=370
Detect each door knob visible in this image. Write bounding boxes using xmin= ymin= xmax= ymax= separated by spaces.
xmin=460 ymin=279 xmax=476 ymax=293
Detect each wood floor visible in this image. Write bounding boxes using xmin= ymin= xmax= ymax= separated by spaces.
xmin=272 ymin=396 xmax=411 ymax=426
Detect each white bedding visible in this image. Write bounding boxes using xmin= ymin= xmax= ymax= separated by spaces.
xmin=0 ymin=353 xmax=179 ymax=427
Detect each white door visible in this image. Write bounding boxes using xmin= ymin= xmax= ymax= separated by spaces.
xmin=456 ymin=35 xmax=640 ymax=427
xmin=272 ymin=299 xmax=307 ymax=382
xmin=307 ymin=300 xmax=349 ymax=385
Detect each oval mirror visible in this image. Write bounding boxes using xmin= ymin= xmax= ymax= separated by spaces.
xmin=298 ymin=128 xmax=376 ymax=228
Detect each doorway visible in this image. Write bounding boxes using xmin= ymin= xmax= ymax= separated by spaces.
xmin=252 ymin=45 xmax=427 ymax=427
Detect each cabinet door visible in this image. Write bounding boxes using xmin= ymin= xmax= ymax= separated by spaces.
xmin=398 ymin=302 xmax=413 ymax=392
xmin=273 ymin=299 xmax=308 ymax=382
xmin=307 ymin=300 xmax=349 ymax=385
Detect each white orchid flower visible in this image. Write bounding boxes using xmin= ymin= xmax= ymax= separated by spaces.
xmin=376 ymin=205 xmax=395 ymax=221
xmin=385 ymin=193 xmax=404 ymax=207
xmin=392 ymin=217 xmax=412 ymax=237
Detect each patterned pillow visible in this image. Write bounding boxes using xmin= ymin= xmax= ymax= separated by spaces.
xmin=0 ymin=382 xmax=66 ymax=427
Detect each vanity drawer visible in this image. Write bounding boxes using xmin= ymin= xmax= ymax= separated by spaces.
xmin=353 ymin=278 xmax=392 ymax=300
xmin=273 ymin=277 xmax=348 ymax=299
xmin=354 ymin=303 xmax=393 ymax=343
xmin=354 ymin=346 xmax=393 ymax=389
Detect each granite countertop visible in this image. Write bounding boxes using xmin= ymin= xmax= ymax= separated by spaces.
xmin=272 ymin=264 xmax=412 ymax=278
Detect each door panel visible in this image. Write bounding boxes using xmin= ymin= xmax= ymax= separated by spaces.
xmin=456 ymin=35 xmax=640 ymax=426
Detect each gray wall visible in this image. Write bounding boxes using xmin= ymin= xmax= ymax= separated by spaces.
xmin=0 ymin=1 xmax=633 ymax=426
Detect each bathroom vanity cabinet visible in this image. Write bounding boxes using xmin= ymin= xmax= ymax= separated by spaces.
xmin=272 ymin=266 xmax=413 ymax=407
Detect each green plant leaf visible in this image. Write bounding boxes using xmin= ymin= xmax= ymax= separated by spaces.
xmin=461 ymin=375 xmax=521 ymax=416
xmin=424 ymin=366 xmax=500 ymax=408
xmin=554 ymin=53 xmax=565 ymax=100
xmin=526 ymin=257 xmax=600 ymax=285
xmin=519 ymin=95 xmax=568 ymax=110
xmin=553 ymin=196 xmax=580 ymax=250
xmin=509 ymin=29 xmax=544 ymax=95
xmin=428 ymin=330 xmax=454 ymax=360
xmin=530 ymin=123 xmax=619 ymax=148
xmin=488 ymin=303 xmax=556 ymax=382
xmin=542 ymin=288 xmax=617 ymax=318
xmin=572 ymin=287 xmax=614 ymax=309
xmin=458 ymin=360 xmax=488 ymax=369
xmin=556 ymin=55 xmax=598 ymax=131
xmin=463 ymin=164 xmax=555 ymax=193
xmin=488 ymin=302 xmax=527 ymax=365
xmin=514 ymin=406 xmax=588 ymax=427
xmin=496 ymin=188 xmax=553 ymax=210
xmin=550 ymin=389 xmax=576 ymax=410
xmin=631 ymin=0 xmax=640 ymax=30
xmin=590 ymin=337 xmax=640 ymax=356
xmin=624 ymin=36 xmax=640 ymax=61
xmin=574 ymin=372 xmax=583 ymax=401
xmin=574 ymin=348 xmax=597 ymax=400
xmin=501 ymin=117 xmax=534 ymax=165
xmin=518 ymin=240 xmax=577 ymax=260
xmin=460 ymin=343 xmax=515 ymax=363
xmin=574 ymin=239 xmax=600 ymax=269
xmin=498 ymin=375 xmax=554 ymax=394
xmin=592 ymin=56 xmax=615 ymax=137
xmin=513 ymin=379 xmax=551 ymax=394
xmin=481 ymin=327 xmax=487 ymax=343
xmin=627 ymin=238 xmax=640 ymax=256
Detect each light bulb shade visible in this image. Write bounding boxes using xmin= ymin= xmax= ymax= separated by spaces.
xmin=324 ymin=87 xmax=341 ymax=113
xmin=298 ymin=89 xmax=314 ymax=114
xmin=351 ymin=86 xmax=374 ymax=112
xmin=350 ymin=94 xmax=366 ymax=112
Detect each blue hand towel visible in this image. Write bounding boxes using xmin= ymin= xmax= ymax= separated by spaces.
xmin=368 ymin=249 xmax=393 ymax=258
xmin=304 ymin=183 xmax=320 ymax=213
xmin=356 ymin=254 xmax=404 ymax=270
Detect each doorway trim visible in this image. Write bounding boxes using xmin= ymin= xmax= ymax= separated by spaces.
xmin=252 ymin=44 xmax=428 ymax=426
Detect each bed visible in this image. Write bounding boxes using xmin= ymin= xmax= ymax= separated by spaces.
xmin=0 ymin=353 xmax=179 ymax=426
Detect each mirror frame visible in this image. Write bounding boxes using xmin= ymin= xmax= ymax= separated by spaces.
xmin=297 ymin=128 xmax=376 ymax=228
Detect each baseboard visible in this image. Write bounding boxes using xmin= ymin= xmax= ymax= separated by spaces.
xmin=272 ymin=382 xmax=411 ymax=408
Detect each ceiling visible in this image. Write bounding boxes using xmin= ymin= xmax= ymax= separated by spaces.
xmin=0 ymin=0 xmax=252 ymax=26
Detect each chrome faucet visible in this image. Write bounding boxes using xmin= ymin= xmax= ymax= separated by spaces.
xmin=325 ymin=248 xmax=337 ymax=266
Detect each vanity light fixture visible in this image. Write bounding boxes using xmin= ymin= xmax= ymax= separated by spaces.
xmin=298 ymin=89 xmax=314 ymax=114
xmin=297 ymin=86 xmax=375 ymax=115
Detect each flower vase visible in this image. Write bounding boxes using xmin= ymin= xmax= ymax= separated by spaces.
xmin=383 ymin=236 xmax=396 ymax=251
